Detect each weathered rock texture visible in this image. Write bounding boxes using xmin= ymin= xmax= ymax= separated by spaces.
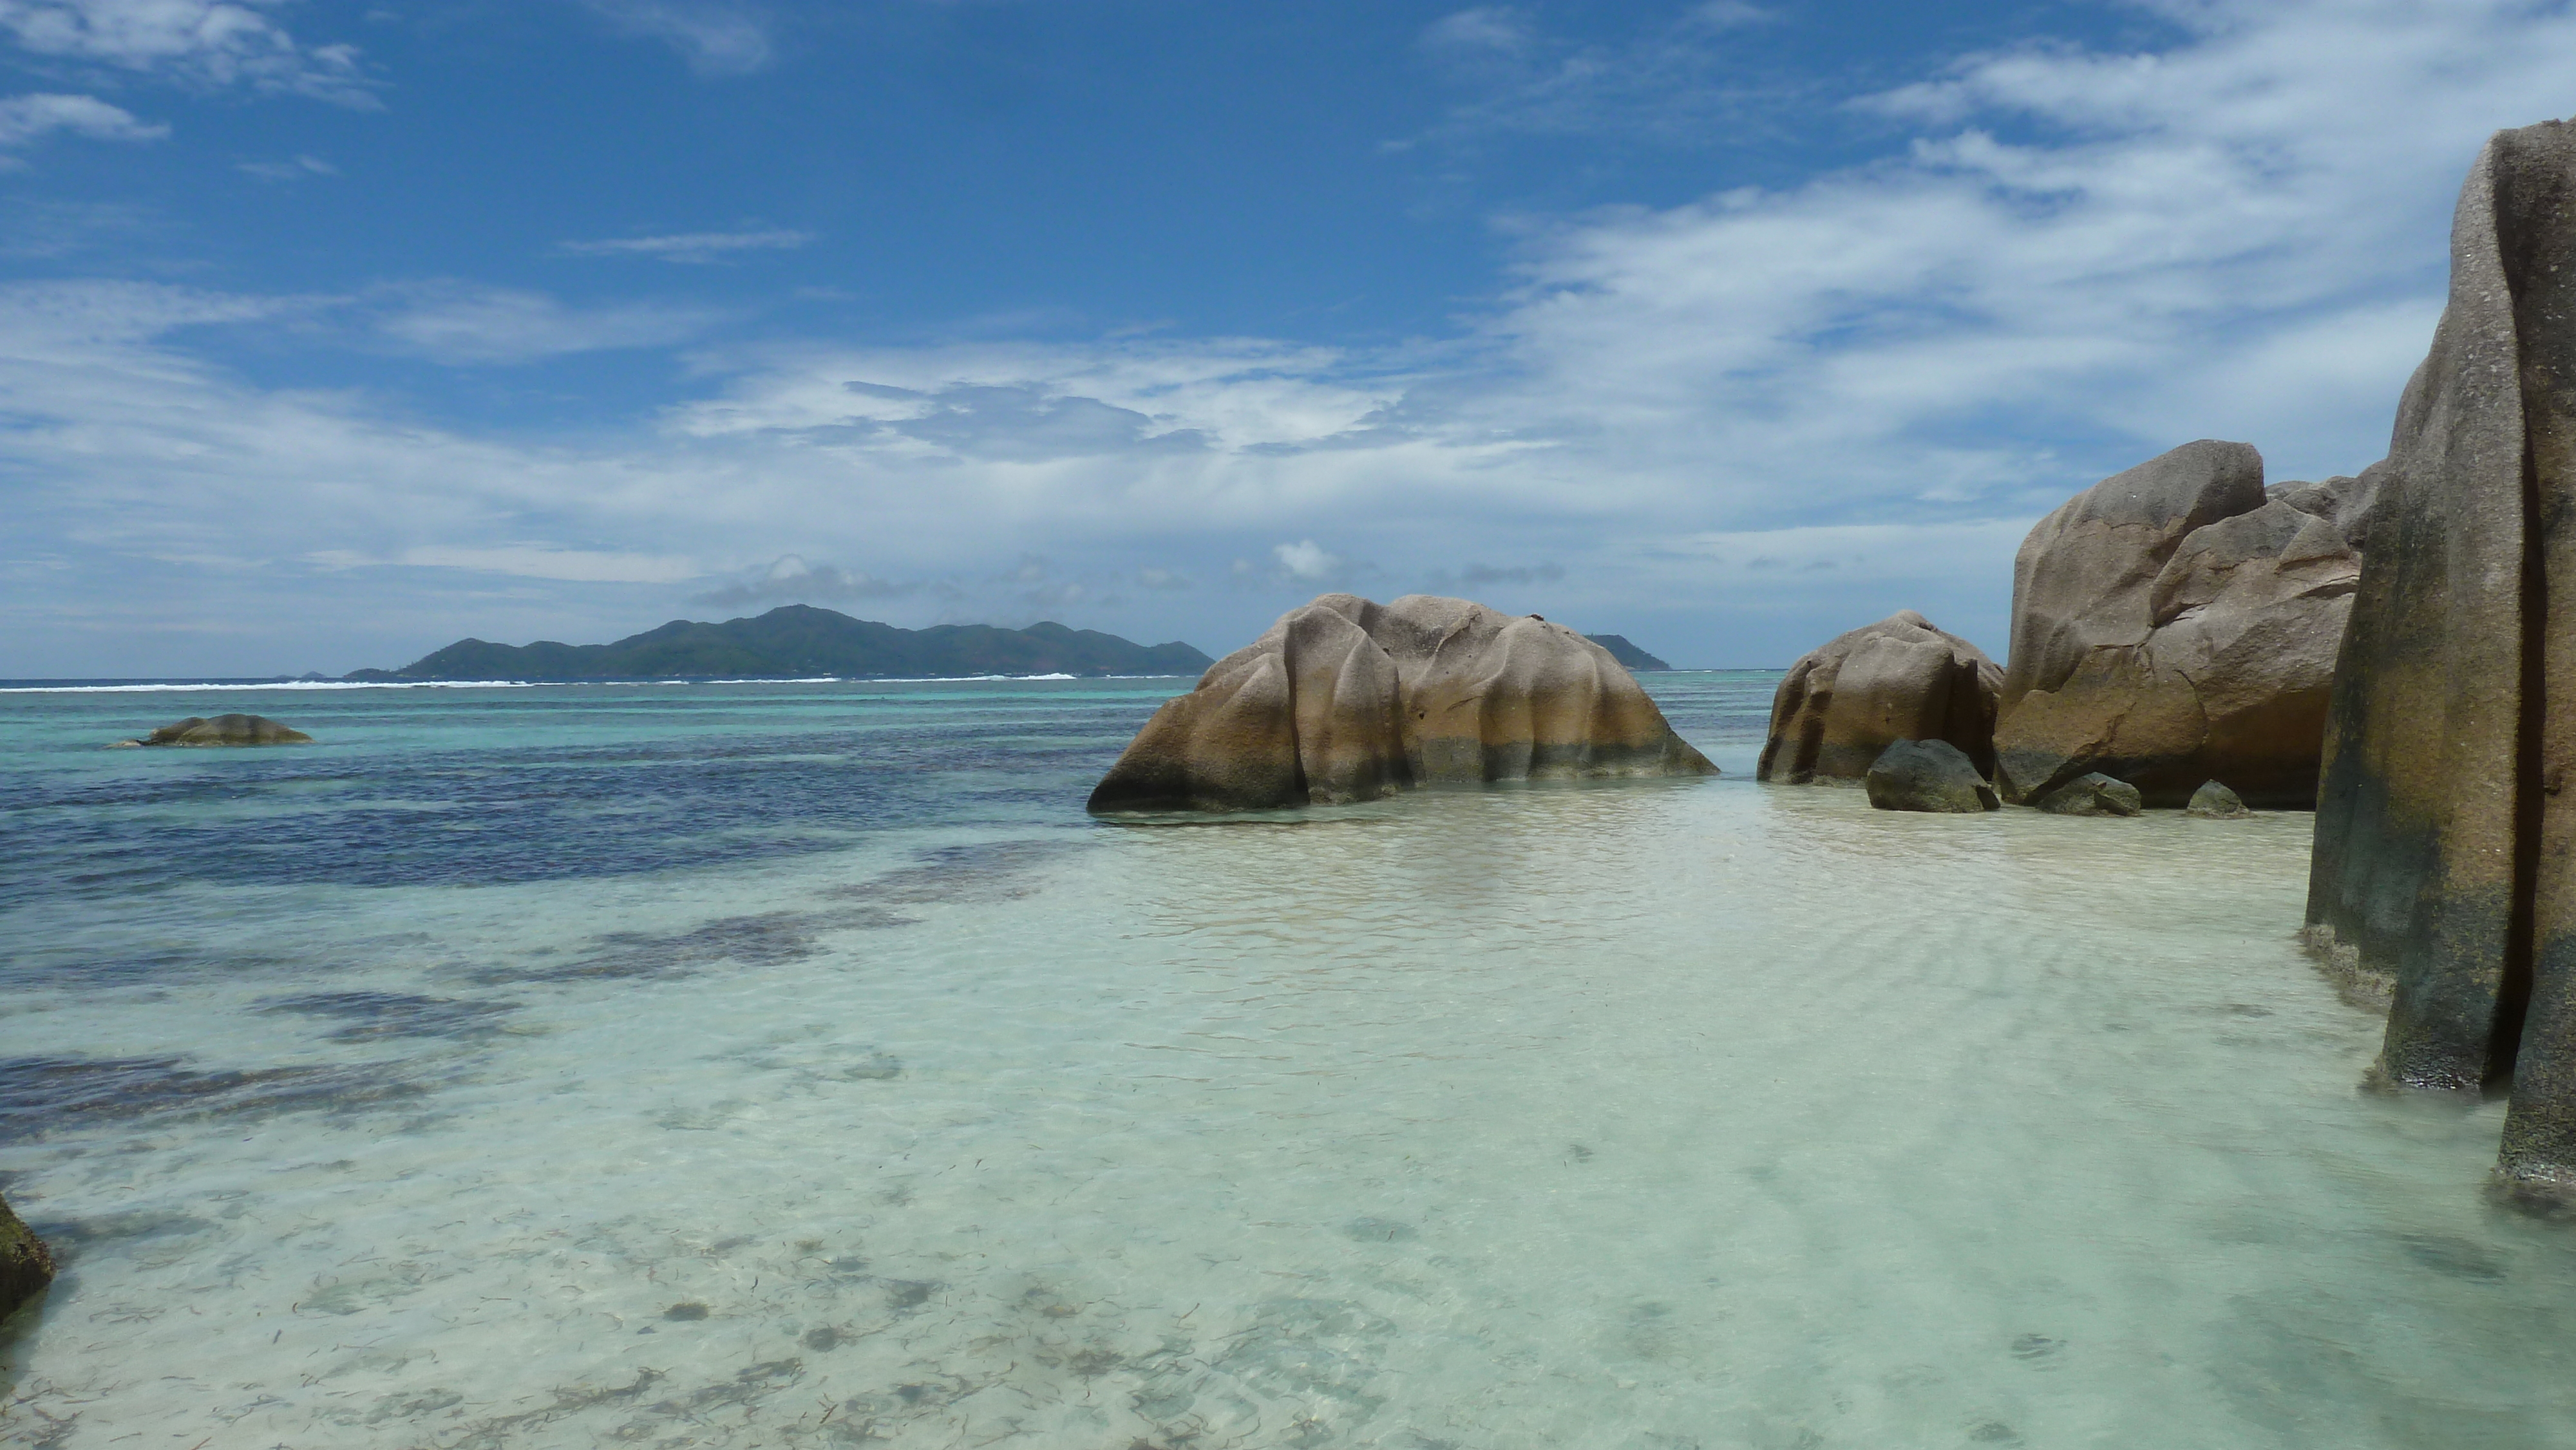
xmin=2305 ymin=120 xmax=2576 ymax=1203
xmin=1993 ymin=441 xmax=2378 ymax=808
xmin=1 ymin=1191 xmax=53 ymax=1321
xmin=1862 ymin=739 xmax=1998 ymax=814
xmin=2035 ymin=773 xmax=2143 ymax=818
xmin=1088 ymin=594 xmax=1715 ymax=811
xmin=128 ymin=714 xmax=312 ymax=746
xmin=1758 ymin=612 xmax=2002 ymax=784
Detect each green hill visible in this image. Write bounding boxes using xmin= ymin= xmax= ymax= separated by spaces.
xmin=1585 ymin=634 xmax=1672 ymax=671
xmin=346 ymin=605 xmax=1215 ymax=681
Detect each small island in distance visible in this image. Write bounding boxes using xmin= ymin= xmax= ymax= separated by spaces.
xmin=341 ymin=603 xmax=1680 ymax=682
xmin=345 ymin=604 xmax=1216 ymax=681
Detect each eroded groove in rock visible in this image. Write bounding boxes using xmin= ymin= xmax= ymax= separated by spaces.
xmin=2303 ymin=119 xmax=2576 ymax=1200
xmin=1994 ymin=440 xmax=2376 ymax=809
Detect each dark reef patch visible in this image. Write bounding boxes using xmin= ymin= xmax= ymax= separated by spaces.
xmin=3 ymin=698 xmax=1138 ymax=902
xmin=0 ymin=1055 xmax=437 ymax=1144
xmin=258 ymin=991 xmax=522 ymax=1041
xmin=828 ymin=838 xmax=1090 ymax=906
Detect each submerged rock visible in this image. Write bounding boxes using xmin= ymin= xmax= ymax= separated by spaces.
xmin=1863 ymin=739 xmax=1999 ymax=813
xmin=1992 ymin=440 xmax=2378 ymax=808
xmin=2305 ymin=119 xmax=2576 ymax=1201
xmin=1087 ymin=594 xmax=1714 ymax=812
xmin=2033 ymin=773 xmax=2143 ymax=817
xmin=1759 ymin=611 xmax=2002 ymax=784
xmin=1 ymin=1191 xmax=53 ymax=1321
xmin=2187 ymin=781 xmax=2251 ymax=818
xmin=123 ymin=714 xmax=312 ymax=747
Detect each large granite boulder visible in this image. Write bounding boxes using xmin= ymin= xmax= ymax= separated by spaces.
xmin=1862 ymin=739 xmax=1998 ymax=813
xmin=1 ymin=1191 xmax=53 ymax=1321
xmin=121 ymin=713 xmax=312 ymax=747
xmin=1993 ymin=440 xmax=2379 ymax=808
xmin=1757 ymin=611 xmax=2002 ymax=784
xmin=1088 ymin=594 xmax=1715 ymax=811
xmin=2305 ymin=120 xmax=2576 ymax=1203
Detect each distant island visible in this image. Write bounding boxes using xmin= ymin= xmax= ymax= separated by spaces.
xmin=1585 ymin=634 xmax=1672 ymax=671
xmin=345 ymin=605 xmax=1217 ymax=681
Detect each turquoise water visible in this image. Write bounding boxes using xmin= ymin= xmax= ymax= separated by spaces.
xmin=1 ymin=674 xmax=2571 ymax=1449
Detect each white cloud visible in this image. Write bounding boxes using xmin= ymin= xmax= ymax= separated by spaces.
xmin=236 ymin=152 xmax=334 ymax=180
xmin=560 ymin=228 xmax=813 ymax=263
xmin=372 ymin=283 xmax=726 ymax=364
xmin=0 ymin=0 xmax=377 ymax=106
xmin=580 ymin=0 xmax=770 ymax=77
xmin=690 ymin=554 xmax=920 ymax=607
xmin=1273 ymin=540 xmax=1338 ymax=580
xmin=312 ymin=545 xmax=705 ymax=584
xmin=0 ymin=90 xmax=162 ymax=147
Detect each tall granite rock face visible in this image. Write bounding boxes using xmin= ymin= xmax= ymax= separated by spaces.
xmin=1993 ymin=440 xmax=2378 ymax=807
xmin=1088 ymin=594 xmax=1715 ymax=811
xmin=2306 ymin=120 xmax=2576 ymax=1203
xmin=1 ymin=1191 xmax=53 ymax=1322
xmin=1758 ymin=611 xmax=2002 ymax=784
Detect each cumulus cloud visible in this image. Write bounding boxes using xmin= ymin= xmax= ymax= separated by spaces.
xmin=690 ymin=555 xmax=920 ymax=608
xmin=580 ymin=0 xmax=771 ymax=77
xmin=0 ymin=0 xmax=377 ymax=105
xmin=0 ymin=91 xmax=162 ymax=149
xmin=560 ymin=228 xmax=813 ymax=263
xmin=1273 ymin=540 xmax=1337 ymax=580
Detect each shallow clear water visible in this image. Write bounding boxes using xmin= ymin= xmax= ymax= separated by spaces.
xmin=2 ymin=675 xmax=2570 ymax=1449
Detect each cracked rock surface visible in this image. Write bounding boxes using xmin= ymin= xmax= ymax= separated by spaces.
xmin=1993 ymin=439 xmax=2380 ymax=808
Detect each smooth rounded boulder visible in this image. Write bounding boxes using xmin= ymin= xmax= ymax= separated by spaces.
xmin=2186 ymin=780 xmax=2251 ymax=818
xmin=1758 ymin=611 xmax=2002 ymax=784
xmin=123 ymin=713 xmax=313 ymax=747
xmin=2304 ymin=119 xmax=2576 ymax=1203
xmin=2034 ymin=773 xmax=2144 ymax=817
xmin=1862 ymin=739 xmax=1998 ymax=814
xmin=1087 ymin=594 xmax=1715 ymax=811
xmin=1992 ymin=440 xmax=2378 ymax=808
xmin=1 ymin=1191 xmax=53 ymax=1322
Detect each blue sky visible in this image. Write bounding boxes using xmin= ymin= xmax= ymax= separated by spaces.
xmin=0 ymin=0 xmax=2569 ymax=675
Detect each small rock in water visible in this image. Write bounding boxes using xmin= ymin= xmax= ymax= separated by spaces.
xmin=1864 ymin=739 xmax=2000 ymax=813
xmin=120 ymin=713 xmax=313 ymax=748
xmin=1 ymin=1191 xmax=55 ymax=1321
xmin=2034 ymin=773 xmax=2143 ymax=816
xmin=2186 ymin=780 xmax=2251 ymax=818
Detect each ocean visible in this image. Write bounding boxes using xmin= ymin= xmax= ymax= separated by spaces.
xmin=0 ymin=674 xmax=2570 ymax=1449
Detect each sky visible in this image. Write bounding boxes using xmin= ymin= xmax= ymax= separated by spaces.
xmin=1 ymin=0 xmax=2571 ymax=676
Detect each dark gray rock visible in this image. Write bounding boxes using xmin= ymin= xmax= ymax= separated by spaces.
xmin=2034 ymin=773 xmax=2143 ymax=817
xmin=121 ymin=713 xmax=313 ymax=748
xmin=2187 ymin=780 xmax=2251 ymax=818
xmin=1862 ymin=739 xmax=2000 ymax=813
xmin=1 ymin=1191 xmax=53 ymax=1322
